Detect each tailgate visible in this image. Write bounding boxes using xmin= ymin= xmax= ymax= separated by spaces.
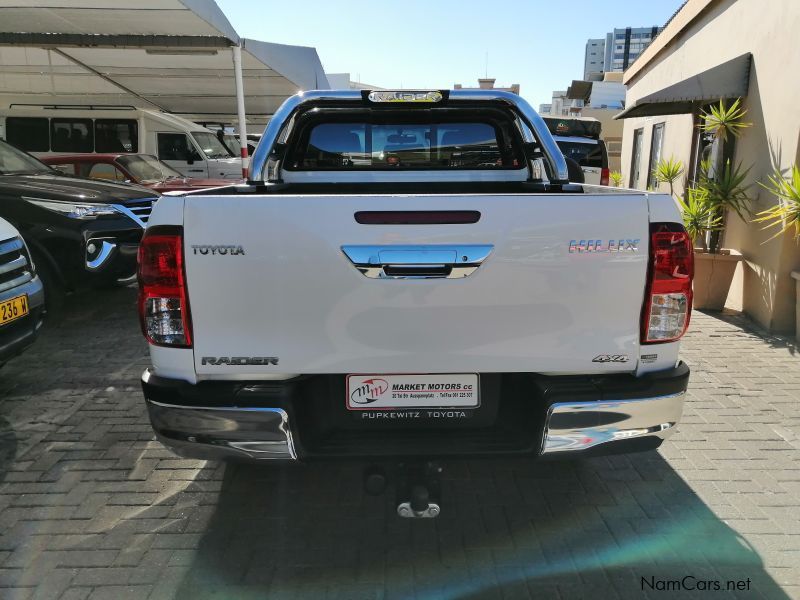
xmin=184 ymin=193 xmax=649 ymax=377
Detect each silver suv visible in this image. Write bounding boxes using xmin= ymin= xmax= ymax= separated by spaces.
xmin=0 ymin=217 xmax=44 ymax=366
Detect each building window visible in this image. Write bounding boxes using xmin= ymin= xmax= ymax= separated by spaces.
xmin=630 ymin=128 xmax=644 ymax=189
xmin=646 ymin=123 xmax=665 ymax=190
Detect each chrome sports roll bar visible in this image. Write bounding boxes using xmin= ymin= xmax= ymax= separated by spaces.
xmin=248 ymin=89 xmax=569 ymax=184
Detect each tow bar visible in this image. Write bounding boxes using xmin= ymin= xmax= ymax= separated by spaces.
xmin=364 ymin=462 xmax=443 ymax=519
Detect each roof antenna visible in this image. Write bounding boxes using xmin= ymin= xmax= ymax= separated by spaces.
xmin=485 ymin=51 xmax=488 ymax=78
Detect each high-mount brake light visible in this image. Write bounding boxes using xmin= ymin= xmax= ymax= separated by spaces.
xmin=367 ymin=90 xmax=443 ymax=103
xmin=137 ymin=226 xmax=192 ymax=348
xmin=641 ymin=223 xmax=694 ymax=344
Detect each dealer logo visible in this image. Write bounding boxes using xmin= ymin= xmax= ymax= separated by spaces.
xmin=349 ymin=378 xmax=389 ymax=405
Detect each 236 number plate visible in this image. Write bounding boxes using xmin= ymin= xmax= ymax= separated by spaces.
xmin=0 ymin=294 xmax=29 ymax=326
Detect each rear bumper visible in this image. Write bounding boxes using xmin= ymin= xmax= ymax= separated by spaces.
xmin=142 ymin=363 xmax=689 ymax=462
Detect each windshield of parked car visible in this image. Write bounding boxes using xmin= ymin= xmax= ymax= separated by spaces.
xmin=222 ymin=134 xmax=239 ymax=154
xmin=117 ymin=154 xmax=183 ymax=182
xmin=192 ymin=132 xmax=234 ymax=159
xmin=0 ymin=140 xmax=53 ymax=175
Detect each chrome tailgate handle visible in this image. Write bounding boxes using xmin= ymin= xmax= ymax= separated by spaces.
xmin=341 ymin=245 xmax=493 ymax=279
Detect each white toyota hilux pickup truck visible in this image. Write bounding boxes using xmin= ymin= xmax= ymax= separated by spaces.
xmin=137 ymin=90 xmax=692 ymax=513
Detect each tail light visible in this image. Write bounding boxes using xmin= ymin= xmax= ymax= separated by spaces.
xmin=600 ymin=167 xmax=610 ymax=186
xmin=137 ymin=226 xmax=192 ymax=348
xmin=641 ymin=223 xmax=694 ymax=344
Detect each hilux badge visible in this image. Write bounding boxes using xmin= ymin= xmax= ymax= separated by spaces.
xmin=569 ymin=239 xmax=639 ymax=253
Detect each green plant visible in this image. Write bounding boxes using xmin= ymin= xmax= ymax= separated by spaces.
xmin=701 ymin=160 xmax=753 ymax=221
xmin=609 ymin=171 xmax=623 ymax=187
xmin=699 ymin=160 xmax=753 ymax=253
xmin=754 ymin=164 xmax=800 ymax=239
xmin=698 ymin=98 xmax=752 ymax=143
xmin=653 ymin=157 xmax=684 ymax=197
xmin=677 ymin=186 xmax=722 ymax=253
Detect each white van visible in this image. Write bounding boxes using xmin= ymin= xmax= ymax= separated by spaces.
xmin=0 ymin=107 xmax=243 ymax=179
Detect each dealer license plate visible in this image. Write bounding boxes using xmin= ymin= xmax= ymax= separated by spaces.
xmin=0 ymin=294 xmax=28 ymax=326
xmin=346 ymin=374 xmax=479 ymax=410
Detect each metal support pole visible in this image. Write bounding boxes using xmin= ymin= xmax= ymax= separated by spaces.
xmin=231 ymin=45 xmax=249 ymax=179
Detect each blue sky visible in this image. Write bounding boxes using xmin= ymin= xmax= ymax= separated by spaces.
xmin=216 ymin=0 xmax=682 ymax=108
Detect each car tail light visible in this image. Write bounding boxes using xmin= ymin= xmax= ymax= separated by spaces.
xmin=137 ymin=226 xmax=192 ymax=347
xmin=641 ymin=223 xmax=694 ymax=344
xmin=600 ymin=168 xmax=610 ymax=186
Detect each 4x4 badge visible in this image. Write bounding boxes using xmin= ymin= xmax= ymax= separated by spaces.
xmin=592 ymin=354 xmax=629 ymax=363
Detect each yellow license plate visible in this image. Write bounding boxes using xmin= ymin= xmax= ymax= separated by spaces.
xmin=0 ymin=294 xmax=29 ymax=326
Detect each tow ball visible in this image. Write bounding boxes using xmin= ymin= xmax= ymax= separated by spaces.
xmin=363 ymin=462 xmax=443 ymax=519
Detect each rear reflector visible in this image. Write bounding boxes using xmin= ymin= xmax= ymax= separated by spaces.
xmin=137 ymin=226 xmax=192 ymax=348
xmin=641 ymin=223 xmax=694 ymax=344
xmin=355 ymin=211 xmax=481 ymax=225
xmin=600 ymin=168 xmax=610 ymax=186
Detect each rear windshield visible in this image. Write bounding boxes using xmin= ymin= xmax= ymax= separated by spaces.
xmin=556 ymin=140 xmax=607 ymax=169
xmin=294 ymin=121 xmax=521 ymax=170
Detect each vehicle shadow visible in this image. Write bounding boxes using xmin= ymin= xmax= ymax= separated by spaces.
xmin=172 ymin=452 xmax=788 ymax=600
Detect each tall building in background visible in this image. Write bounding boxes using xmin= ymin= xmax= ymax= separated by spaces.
xmin=583 ymin=26 xmax=663 ymax=80
xmin=584 ymin=39 xmax=605 ymax=80
xmin=605 ymin=27 xmax=663 ymax=72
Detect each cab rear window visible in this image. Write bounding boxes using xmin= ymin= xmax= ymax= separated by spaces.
xmin=556 ymin=140 xmax=607 ymax=169
xmin=295 ymin=122 xmax=520 ymax=170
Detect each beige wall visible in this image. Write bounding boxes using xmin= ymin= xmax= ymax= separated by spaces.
xmin=619 ymin=0 xmax=800 ymax=333
xmin=582 ymin=108 xmax=624 ymax=172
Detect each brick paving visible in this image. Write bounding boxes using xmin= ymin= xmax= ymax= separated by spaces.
xmin=0 ymin=286 xmax=798 ymax=599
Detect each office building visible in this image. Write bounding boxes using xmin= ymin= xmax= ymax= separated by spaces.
xmin=583 ymin=27 xmax=663 ymax=79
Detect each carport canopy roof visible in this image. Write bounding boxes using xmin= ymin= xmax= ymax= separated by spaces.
xmin=614 ymin=53 xmax=752 ymax=120
xmin=0 ymin=0 xmax=329 ymax=123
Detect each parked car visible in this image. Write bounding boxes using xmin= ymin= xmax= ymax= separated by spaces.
xmin=542 ymin=116 xmax=610 ymax=185
xmin=138 ymin=90 xmax=692 ymax=517
xmin=0 ymin=138 xmax=158 ymax=314
xmin=41 ymin=153 xmax=233 ymax=193
xmin=203 ymin=128 xmax=258 ymax=157
xmin=0 ymin=216 xmax=44 ymax=366
xmin=0 ymin=107 xmax=243 ymax=179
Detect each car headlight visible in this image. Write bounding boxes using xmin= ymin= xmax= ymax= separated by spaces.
xmin=26 ymin=199 xmax=119 ymax=219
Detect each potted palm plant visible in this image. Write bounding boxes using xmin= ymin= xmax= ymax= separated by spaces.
xmin=653 ymin=156 xmax=684 ymax=198
xmin=683 ymin=99 xmax=753 ymax=309
xmin=755 ymin=164 xmax=800 ymax=340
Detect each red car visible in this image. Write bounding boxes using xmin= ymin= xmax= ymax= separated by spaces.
xmin=41 ymin=154 xmax=236 ymax=193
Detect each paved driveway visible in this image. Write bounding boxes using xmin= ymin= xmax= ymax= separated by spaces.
xmin=0 ymin=287 xmax=798 ymax=599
